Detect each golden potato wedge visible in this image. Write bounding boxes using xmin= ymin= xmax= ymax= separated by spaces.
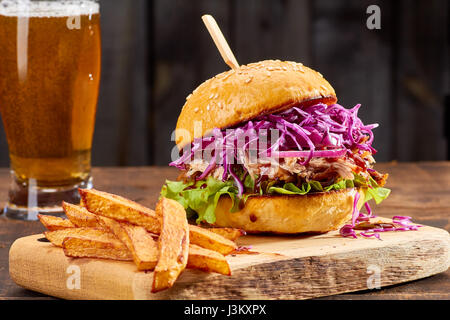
xmin=97 ymin=216 xmax=158 ymax=271
xmin=187 ymin=244 xmax=231 ymax=276
xmin=62 ymin=201 xmax=100 ymax=228
xmin=62 ymin=237 xmax=132 ymax=261
xmin=121 ymin=224 xmax=159 ymax=270
xmin=44 ymin=227 xmax=114 ymax=247
xmin=38 ymin=214 xmax=75 ymax=231
xmin=79 ymin=189 xmax=161 ymax=234
xmin=189 ymin=225 xmax=237 ymax=256
xmin=152 ymin=198 xmax=189 ymax=293
xmin=207 ymin=227 xmax=246 ymax=241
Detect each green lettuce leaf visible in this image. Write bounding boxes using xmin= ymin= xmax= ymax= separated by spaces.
xmin=362 ymin=175 xmax=391 ymax=204
xmin=160 ymin=173 xmax=391 ymax=224
xmin=259 ymin=173 xmax=390 ymax=205
xmin=268 ymin=182 xmax=312 ymax=195
xmin=244 ymin=174 xmax=256 ymax=191
xmin=160 ymin=177 xmax=239 ymax=224
xmin=364 ymin=185 xmax=391 ymax=204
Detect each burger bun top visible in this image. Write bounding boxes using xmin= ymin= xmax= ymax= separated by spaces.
xmin=175 ymin=59 xmax=337 ymax=149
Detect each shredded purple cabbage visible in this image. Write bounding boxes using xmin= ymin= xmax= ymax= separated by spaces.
xmin=170 ymin=101 xmax=420 ymax=239
xmin=340 ymin=200 xmax=422 ymax=240
xmin=351 ymin=192 xmax=361 ymax=226
xmin=170 ymin=103 xmax=378 ymax=185
xmin=340 ymin=224 xmax=357 ymax=239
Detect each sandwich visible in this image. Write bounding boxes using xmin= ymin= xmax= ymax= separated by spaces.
xmin=161 ymin=60 xmax=390 ymax=234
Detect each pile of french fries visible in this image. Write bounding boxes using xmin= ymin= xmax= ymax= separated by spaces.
xmin=38 ymin=189 xmax=246 ymax=293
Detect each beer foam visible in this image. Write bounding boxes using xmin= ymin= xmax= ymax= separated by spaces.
xmin=0 ymin=0 xmax=99 ymax=17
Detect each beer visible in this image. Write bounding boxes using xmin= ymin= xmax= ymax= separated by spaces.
xmin=0 ymin=0 xmax=101 ymax=217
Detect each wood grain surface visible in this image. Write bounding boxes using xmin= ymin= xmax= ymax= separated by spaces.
xmin=9 ymin=224 xmax=449 ymax=300
xmin=1 ymin=162 xmax=450 ymax=299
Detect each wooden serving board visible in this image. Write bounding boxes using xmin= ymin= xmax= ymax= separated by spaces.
xmin=9 ymin=222 xmax=450 ymax=300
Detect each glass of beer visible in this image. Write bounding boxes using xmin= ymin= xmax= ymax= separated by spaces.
xmin=0 ymin=0 xmax=101 ymax=220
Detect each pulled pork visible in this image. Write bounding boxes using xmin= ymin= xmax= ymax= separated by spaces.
xmin=179 ymin=151 xmax=388 ymax=188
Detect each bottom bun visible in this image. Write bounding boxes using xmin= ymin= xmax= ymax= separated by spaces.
xmin=213 ymin=188 xmax=366 ymax=234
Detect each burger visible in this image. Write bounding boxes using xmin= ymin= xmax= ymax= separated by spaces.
xmin=161 ymin=60 xmax=390 ymax=234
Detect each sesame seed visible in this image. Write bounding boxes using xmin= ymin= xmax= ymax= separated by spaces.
xmin=298 ymin=67 xmax=305 ymax=73
xmin=320 ymin=85 xmax=328 ymax=90
xmin=245 ymin=77 xmax=253 ymax=84
xmin=267 ymin=67 xmax=274 ymax=71
xmin=194 ymin=107 xmax=199 ymax=113
xmin=214 ymin=93 xmax=219 ymax=99
xmin=206 ymin=104 xmax=210 ymax=111
xmin=318 ymin=72 xmax=323 ymax=78
xmin=282 ymin=67 xmax=288 ymax=71
xmin=209 ymin=93 xmax=214 ymax=99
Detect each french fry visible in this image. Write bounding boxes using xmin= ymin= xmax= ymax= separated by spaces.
xmin=44 ymin=227 xmax=114 ymax=247
xmin=62 ymin=236 xmax=132 ymax=261
xmin=79 ymin=189 xmax=237 ymax=252
xmin=152 ymin=198 xmax=189 ymax=293
xmin=122 ymin=224 xmax=159 ymax=270
xmin=187 ymin=244 xmax=231 ymax=276
xmin=79 ymin=189 xmax=161 ymax=234
xmin=207 ymin=227 xmax=246 ymax=241
xmin=38 ymin=214 xmax=75 ymax=231
xmin=189 ymin=225 xmax=237 ymax=256
xmin=97 ymin=216 xmax=158 ymax=271
xmin=39 ymin=188 xmax=237 ymax=293
xmin=62 ymin=201 xmax=101 ymax=228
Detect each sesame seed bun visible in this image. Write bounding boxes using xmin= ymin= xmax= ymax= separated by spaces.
xmin=213 ymin=188 xmax=365 ymax=234
xmin=175 ymin=60 xmax=337 ymax=149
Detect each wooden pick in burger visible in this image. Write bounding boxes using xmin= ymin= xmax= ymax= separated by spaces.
xmin=201 ymin=14 xmax=239 ymax=70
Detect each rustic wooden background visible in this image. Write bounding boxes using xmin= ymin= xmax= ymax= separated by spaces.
xmin=0 ymin=0 xmax=448 ymax=167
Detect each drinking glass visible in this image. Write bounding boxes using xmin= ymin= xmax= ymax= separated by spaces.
xmin=0 ymin=0 xmax=101 ymax=220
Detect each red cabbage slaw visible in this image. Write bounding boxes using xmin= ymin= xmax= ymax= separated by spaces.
xmin=170 ymin=103 xmax=379 ymax=194
xmin=169 ymin=102 xmax=419 ymax=238
xmin=339 ymin=193 xmax=422 ymax=240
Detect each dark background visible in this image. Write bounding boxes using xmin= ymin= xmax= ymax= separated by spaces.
xmin=0 ymin=0 xmax=448 ymax=167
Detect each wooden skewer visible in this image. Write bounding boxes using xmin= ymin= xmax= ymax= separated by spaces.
xmin=202 ymin=14 xmax=240 ymax=70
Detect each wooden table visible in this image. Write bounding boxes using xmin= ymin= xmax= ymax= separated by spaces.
xmin=0 ymin=162 xmax=449 ymax=300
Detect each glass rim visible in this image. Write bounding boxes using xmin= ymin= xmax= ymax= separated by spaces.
xmin=0 ymin=0 xmax=100 ymax=17
xmin=0 ymin=0 xmax=99 ymax=2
